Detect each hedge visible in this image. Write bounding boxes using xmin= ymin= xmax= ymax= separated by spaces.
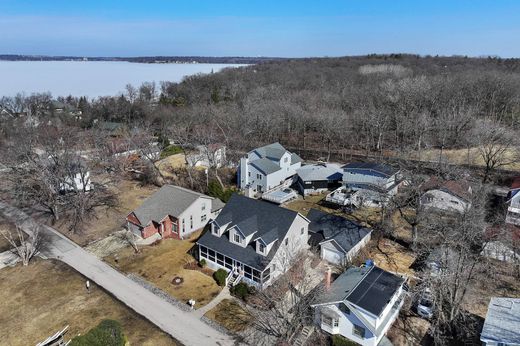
xmin=69 ymin=319 xmax=126 ymax=346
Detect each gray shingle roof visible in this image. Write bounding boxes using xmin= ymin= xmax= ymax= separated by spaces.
xmin=481 ymin=297 xmax=520 ymax=344
xmin=297 ymin=163 xmax=343 ymax=182
xmin=343 ymin=162 xmax=398 ymax=178
xmin=250 ymin=158 xmax=282 ymax=175
xmin=291 ymin=152 xmax=303 ymax=164
xmin=254 ymin=142 xmax=287 ymax=161
xmin=315 ymin=266 xmax=369 ymax=304
xmin=197 ymin=194 xmax=301 ymax=270
xmin=307 ymin=209 xmax=372 ymax=253
xmin=131 ymin=185 xmax=218 ymax=226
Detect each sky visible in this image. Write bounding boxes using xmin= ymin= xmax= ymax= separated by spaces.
xmin=0 ymin=0 xmax=519 ymax=58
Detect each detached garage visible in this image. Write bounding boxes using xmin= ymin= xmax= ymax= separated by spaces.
xmin=296 ymin=163 xmax=343 ymax=196
xmin=307 ymin=208 xmax=372 ymax=265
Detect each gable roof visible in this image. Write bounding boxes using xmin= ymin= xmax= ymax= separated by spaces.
xmin=481 ymin=297 xmax=520 ymax=344
xmin=343 ymin=162 xmax=398 ymax=178
xmin=253 ymin=142 xmax=288 ymax=161
xmin=197 ymin=194 xmax=304 ymax=270
xmin=251 ymin=158 xmax=282 ymax=175
xmin=421 ymin=177 xmax=472 ymax=201
xmin=297 ymin=163 xmax=343 ymax=182
xmin=307 ymin=209 xmax=371 ymax=253
xmin=315 ymin=266 xmax=405 ymax=317
xmin=131 ymin=185 xmax=215 ymax=226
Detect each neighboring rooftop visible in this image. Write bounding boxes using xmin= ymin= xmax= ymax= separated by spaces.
xmin=342 ymin=162 xmax=398 ymax=178
xmin=250 ymin=142 xmax=301 ymax=165
xmin=421 ymin=176 xmax=472 ymax=201
xmin=197 ymin=194 xmax=302 ymax=270
xmin=130 ymin=185 xmax=220 ymax=226
xmin=307 ymin=208 xmax=371 ymax=253
xmin=481 ymin=297 xmax=520 ymax=344
xmin=316 ymin=266 xmax=405 ymax=317
xmin=297 ymin=163 xmax=343 ymax=182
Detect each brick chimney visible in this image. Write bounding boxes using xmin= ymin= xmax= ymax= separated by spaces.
xmin=325 ymin=267 xmax=332 ymax=290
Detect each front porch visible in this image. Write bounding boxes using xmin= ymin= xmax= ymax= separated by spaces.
xmin=198 ymin=245 xmax=272 ymax=289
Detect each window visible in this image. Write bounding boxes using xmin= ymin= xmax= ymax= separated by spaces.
xmin=321 ymin=315 xmax=333 ymax=328
xmin=333 ymin=319 xmax=339 ymax=327
xmin=450 ymin=200 xmax=459 ymax=204
xmin=172 ymin=222 xmax=178 ymax=233
xmin=234 ymin=233 xmax=241 ymax=244
xmin=201 ymin=203 xmax=206 ymax=211
xmin=259 ymin=243 xmax=265 ymax=253
xmin=212 ymin=224 xmax=218 ymax=235
xmin=182 ymin=219 xmax=185 ymax=233
xmin=285 ymin=238 xmax=289 ymax=246
xmin=284 ymin=157 xmax=288 ymax=163
xmin=201 ymin=214 xmax=207 ymax=223
xmin=353 ymin=325 xmax=365 ymax=339
xmin=190 ymin=216 xmax=193 ymax=229
xmin=257 ymin=174 xmax=262 ymax=179
xmin=301 ymin=227 xmax=305 ymax=235
xmin=339 ymin=303 xmax=350 ymax=315
xmin=248 ymin=171 xmax=251 ymax=177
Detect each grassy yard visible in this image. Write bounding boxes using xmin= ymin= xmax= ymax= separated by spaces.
xmin=51 ymin=179 xmax=157 ymax=246
xmin=284 ymin=193 xmax=340 ymax=216
xmin=204 ymin=299 xmax=252 ymax=333
xmin=105 ymin=231 xmax=221 ymax=308
xmin=0 ymin=259 xmax=176 ymax=346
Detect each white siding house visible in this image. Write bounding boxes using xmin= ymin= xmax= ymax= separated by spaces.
xmin=197 ymin=194 xmax=310 ymax=289
xmin=312 ymin=266 xmax=407 ymax=346
xmin=238 ymin=142 xmax=302 ymax=197
xmin=420 ymin=177 xmax=472 ymax=214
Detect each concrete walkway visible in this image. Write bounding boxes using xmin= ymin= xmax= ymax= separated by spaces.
xmin=0 ymin=201 xmax=235 ymax=346
xmin=194 ymin=286 xmax=232 ymax=318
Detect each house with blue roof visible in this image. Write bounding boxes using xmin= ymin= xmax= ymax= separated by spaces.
xmin=238 ymin=142 xmax=302 ymax=197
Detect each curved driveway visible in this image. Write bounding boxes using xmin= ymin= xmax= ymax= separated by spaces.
xmin=0 ymin=201 xmax=235 ymax=346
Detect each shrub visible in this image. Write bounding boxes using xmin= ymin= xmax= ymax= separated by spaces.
xmin=208 ymin=180 xmax=236 ymax=203
xmin=332 ymin=335 xmax=360 ymax=346
xmin=160 ymin=145 xmax=183 ymax=159
xmin=199 ymin=258 xmax=207 ymax=267
xmin=70 ymin=319 xmax=126 ymax=346
xmin=214 ymin=268 xmax=228 ymax=286
xmin=231 ymin=282 xmax=252 ymax=300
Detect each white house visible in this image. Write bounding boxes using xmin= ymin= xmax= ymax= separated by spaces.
xmin=126 ymin=185 xmax=225 ymax=239
xmin=311 ymin=265 xmax=407 ymax=346
xmin=307 ymin=208 xmax=372 ymax=265
xmin=187 ymin=143 xmax=227 ymax=169
xmin=238 ymin=142 xmax=302 ymax=197
xmin=481 ymin=297 xmax=520 ymax=346
xmin=196 ymin=194 xmax=310 ymax=289
xmin=420 ymin=177 xmax=472 ymax=214
xmin=58 ymin=162 xmax=92 ymax=193
xmin=506 ymin=177 xmax=520 ymax=226
xmin=326 ymin=162 xmax=402 ymax=208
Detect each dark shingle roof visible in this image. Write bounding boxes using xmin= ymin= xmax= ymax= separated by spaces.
xmin=315 ymin=266 xmax=405 ymax=317
xmin=347 ymin=266 xmax=405 ymax=316
xmin=254 ymin=142 xmax=287 ymax=161
xmin=343 ymin=162 xmax=398 ymax=178
xmin=197 ymin=194 xmax=301 ymax=270
xmin=307 ymin=209 xmax=372 ymax=253
xmin=131 ymin=185 xmax=216 ymax=226
xmin=250 ymin=158 xmax=282 ymax=175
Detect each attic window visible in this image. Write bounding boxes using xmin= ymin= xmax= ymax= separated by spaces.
xmin=284 ymin=157 xmax=288 ymax=163
xmin=233 ymin=233 xmax=241 ymax=244
xmin=259 ymin=243 xmax=266 ymax=253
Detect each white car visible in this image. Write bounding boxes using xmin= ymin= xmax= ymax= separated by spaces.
xmin=417 ymin=290 xmax=434 ymax=319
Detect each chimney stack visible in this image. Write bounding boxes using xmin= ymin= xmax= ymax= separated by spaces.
xmin=325 ymin=267 xmax=332 ymax=290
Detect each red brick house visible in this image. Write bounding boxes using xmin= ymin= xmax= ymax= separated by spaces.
xmin=126 ymin=185 xmax=225 ymax=239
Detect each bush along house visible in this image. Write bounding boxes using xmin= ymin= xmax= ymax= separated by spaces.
xmin=196 ymin=194 xmax=310 ymax=289
xmin=311 ymin=264 xmax=407 ymax=346
xmin=126 ymin=185 xmax=225 ymax=239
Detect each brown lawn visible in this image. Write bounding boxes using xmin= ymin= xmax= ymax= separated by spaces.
xmin=388 ymin=313 xmax=431 ymax=346
xmin=0 ymin=259 xmax=177 ymax=346
xmin=156 ymin=153 xmax=188 ymax=177
xmin=105 ymin=231 xmax=221 ymax=308
xmin=204 ymin=298 xmax=252 ymax=333
xmin=354 ymin=237 xmax=416 ymax=277
xmin=284 ymin=193 xmax=343 ymax=216
xmin=51 ymin=179 xmax=157 ymax=246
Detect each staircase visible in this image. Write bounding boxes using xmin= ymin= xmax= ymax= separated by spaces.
xmin=293 ymin=326 xmax=314 ymax=346
xmin=228 ymin=272 xmax=242 ymax=288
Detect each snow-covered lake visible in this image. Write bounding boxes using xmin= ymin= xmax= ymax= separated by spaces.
xmin=0 ymin=61 xmax=245 ymax=98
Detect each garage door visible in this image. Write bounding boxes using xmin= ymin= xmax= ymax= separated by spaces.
xmin=322 ymin=247 xmax=344 ymax=265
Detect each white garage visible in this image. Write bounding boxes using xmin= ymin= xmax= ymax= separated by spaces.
xmin=321 ymin=241 xmax=346 ymax=265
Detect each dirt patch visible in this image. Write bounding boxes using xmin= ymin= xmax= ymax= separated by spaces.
xmin=183 ymin=261 xmax=214 ymax=277
xmin=155 ymin=153 xmax=188 ymax=177
xmin=105 ymin=231 xmax=221 ymax=308
xmin=171 ymin=276 xmax=184 ymax=285
xmin=0 ymin=259 xmax=176 ymax=346
xmin=388 ymin=312 xmax=431 ymax=346
xmin=204 ymin=298 xmax=252 ymax=333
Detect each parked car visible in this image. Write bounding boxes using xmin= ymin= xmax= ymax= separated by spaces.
xmin=417 ymin=290 xmax=434 ymax=319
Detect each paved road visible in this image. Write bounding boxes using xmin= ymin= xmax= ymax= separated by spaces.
xmin=0 ymin=201 xmax=235 ymax=346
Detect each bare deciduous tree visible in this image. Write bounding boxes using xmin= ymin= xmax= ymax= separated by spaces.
xmin=1 ymin=225 xmax=42 ymax=266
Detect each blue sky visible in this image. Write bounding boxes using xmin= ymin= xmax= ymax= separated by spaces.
xmin=0 ymin=0 xmax=519 ymax=57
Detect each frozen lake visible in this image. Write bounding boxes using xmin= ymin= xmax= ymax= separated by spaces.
xmin=0 ymin=61 xmax=245 ymax=98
